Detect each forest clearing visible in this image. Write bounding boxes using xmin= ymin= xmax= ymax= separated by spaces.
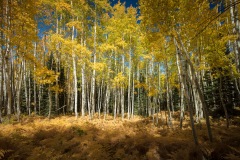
xmin=0 ymin=112 xmax=240 ymax=160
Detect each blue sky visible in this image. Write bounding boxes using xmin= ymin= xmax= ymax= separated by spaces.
xmin=38 ymin=0 xmax=139 ymax=37
xmin=110 ymin=0 xmax=138 ymax=7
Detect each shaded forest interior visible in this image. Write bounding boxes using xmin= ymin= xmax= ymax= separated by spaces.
xmin=1 ymin=0 xmax=240 ymax=159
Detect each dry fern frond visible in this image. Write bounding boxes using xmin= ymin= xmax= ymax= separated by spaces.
xmin=224 ymin=146 xmax=240 ymax=160
xmin=0 ymin=149 xmax=12 ymax=160
xmin=225 ymin=153 xmax=240 ymax=160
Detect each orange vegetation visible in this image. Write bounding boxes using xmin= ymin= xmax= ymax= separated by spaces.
xmin=0 ymin=113 xmax=240 ymax=160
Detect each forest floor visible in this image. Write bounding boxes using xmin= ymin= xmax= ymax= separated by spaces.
xmin=0 ymin=112 xmax=240 ymax=160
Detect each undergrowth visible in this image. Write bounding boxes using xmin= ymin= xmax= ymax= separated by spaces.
xmin=0 ymin=149 xmax=12 ymax=160
xmin=0 ymin=114 xmax=239 ymax=160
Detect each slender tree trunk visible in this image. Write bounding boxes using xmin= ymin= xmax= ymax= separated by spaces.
xmin=186 ymin=80 xmax=199 ymax=145
xmin=156 ymin=63 xmax=162 ymax=126
xmin=114 ymin=88 xmax=117 ymax=120
xmin=0 ymin=53 xmax=3 ymax=123
xmin=28 ymin=70 xmax=31 ymax=115
xmin=81 ymin=63 xmax=86 ymax=117
xmin=145 ymin=63 xmax=149 ymax=117
xmin=189 ymin=65 xmax=200 ymax=123
xmin=219 ymin=76 xmax=229 ymax=128
xmin=175 ymin=40 xmax=198 ymax=145
xmin=121 ymin=55 xmax=125 ymax=120
xmin=165 ymin=60 xmax=172 ymax=128
xmin=34 ymin=43 xmax=37 ymax=114
xmin=55 ymin=54 xmax=60 ymax=114
xmin=66 ymin=59 xmax=71 ymax=112
xmin=176 ymin=33 xmax=213 ymax=142
xmin=5 ymin=0 xmax=12 ymax=120
xmin=72 ymin=24 xmax=78 ymax=119
xmin=98 ymin=80 xmax=103 ymax=119
xmin=137 ymin=64 xmax=140 ymax=115
xmin=90 ymin=1 xmax=97 ymax=120
xmin=131 ymin=71 xmax=134 ymax=119
xmin=6 ymin=50 xmax=12 ymax=119
xmin=23 ymin=61 xmax=29 ymax=115
xmin=48 ymin=87 xmax=52 ymax=119
xmin=38 ymin=84 xmax=42 ymax=115
xmin=104 ymin=83 xmax=110 ymax=120
xmin=0 ymin=0 xmax=3 ymax=123
xmin=87 ymin=82 xmax=91 ymax=119
xmin=230 ymin=0 xmax=240 ymax=93
xmin=73 ymin=53 xmax=78 ymax=119
xmin=11 ymin=48 xmax=15 ymax=115
xmin=104 ymin=67 xmax=110 ymax=120
xmin=175 ymin=44 xmax=185 ymax=129
xmin=16 ymin=61 xmax=23 ymax=121
xmin=128 ymin=52 xmax=131 ymax=119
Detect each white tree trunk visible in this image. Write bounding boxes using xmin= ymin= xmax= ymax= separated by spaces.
xmin=72 ymin=25 xmax=78 ymax=119
xmin=91 ymin=2 xmax=97 ymax=119
xmin=16 ymin=62 xmax=23 ymax=121
xmin=175 ymin=45 xmax=185 ymax=129
xmin=81 ymin=63 xmax=86 ymax=117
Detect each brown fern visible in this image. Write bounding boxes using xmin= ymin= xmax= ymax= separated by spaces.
xmin=0 ymin=149 xmax=12 ymax=160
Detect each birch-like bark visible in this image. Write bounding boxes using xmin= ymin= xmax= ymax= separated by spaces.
xmin=28 ymin=70 xmax=31 ymax=115
xmin=72 ymin=26 xmax=78 ymax=119
xmin=87 ymin=82 xmax=91 ymax=119
xmin=165 ymin=60 xmax=172 ymax=128
xmin=33 ymin=42 xmax=37 ymax=114
xmin=176 ymin=33 xmax=213 ymax=142
xmin=104 ymin=67 xmax=110 ymax=120
xmin=189 ymin=65 xmax=200 ymax=123
xmin=145 ymin=63 xmax=149 ymax=116
xmin=156 ymin=63 xmax=161 ymax=126
xmin=48 ymin=87 xmax=52 ymax=119
xmin=5 ymin=0 xmax=12 ymax=118
xmin=66 ymin=58 xmax=71 ymax=112
xmin=90 ymin=1 xmax=97 ymax=119
xmin=230 ymin=0 xmax=240 ymax=93
xmin=175 ymin=44 xmax=185 ymax=129
xmin=185 ymin=75 xmax=199 ymax=145
xmin=23 ymin=61 xmax=29 ymax=115
xmin=104 ymin=83 xmax=110 ymax=120
xmin=16 ymin=62 xmax=23 ymax=121
xmin=0 ymin=47 xmax=3 ymax=123
xmin=0 ymin=0 xmax=3 ymax=123
xmin=175 ymin=39 xmax=198 ymax=145
xmin=137 ymin=64 xmax=140 ymax=115
xmin=114 ymin=88 xmax=117 ymax=120
xmin=97 ymin=80 xmax=103 ymax=119
xmin=121 ymin=82 xmax=125 ymax=119
xmin=131 ymin=71 xmax=134 ymax=119
xmin=121 ymin=55 xmax=125 ymax=120
xmin=128 ymin=50 xmax=131 ymax=119
xmin=81 ymin=63 xmax=86 ymax=117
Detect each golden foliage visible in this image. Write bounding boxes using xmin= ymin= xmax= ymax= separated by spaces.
xmin=34 ymin=67 xmax=58 ymax=85
xmin=55 ymin=1 xmax=71 ymax=12
xmin=92 ymin=62 xmax=107 ymax=72
xmin=111 ymin=72 xmax=127 ymax=88
xmin=50 ymin=85 xmax=63 ymax=93
xmin=66 ymin=21 xmax=82 ymax=31
xmin=148 ymin=87 xmax=158 ymax=97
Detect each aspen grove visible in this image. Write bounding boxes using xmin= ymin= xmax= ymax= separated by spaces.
xmin=1 ymin=0 xmax=240 ymax=147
